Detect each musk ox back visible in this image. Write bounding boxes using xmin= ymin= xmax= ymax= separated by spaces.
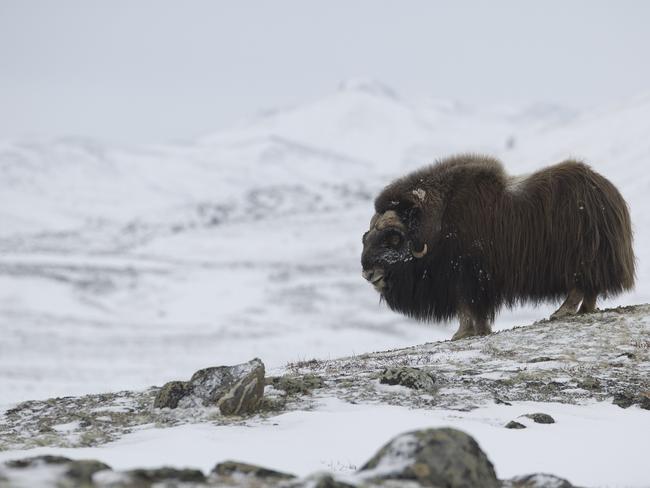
xmin=361 ymin=154 xmax=635 ymax=340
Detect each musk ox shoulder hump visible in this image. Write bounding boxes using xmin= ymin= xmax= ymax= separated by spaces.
xmin=374 ymin=154 xmax=507 ymax=213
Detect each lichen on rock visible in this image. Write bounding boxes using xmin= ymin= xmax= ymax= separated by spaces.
xmin=378 ymin=366 xmax=436 ymax=390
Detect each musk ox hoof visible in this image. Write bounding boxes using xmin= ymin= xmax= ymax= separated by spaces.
xmin=452 ymin=325 xmax=491 ymax=341
xmin=549 ymin=309 xmax=578 ymax=321
xmin=451 ymin=330 xmax=481 ymax=341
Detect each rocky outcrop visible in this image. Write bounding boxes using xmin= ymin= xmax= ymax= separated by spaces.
xmin=154 ymin=358 xmax=265 ymax=415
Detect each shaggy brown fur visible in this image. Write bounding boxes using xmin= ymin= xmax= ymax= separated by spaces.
xmin=361 ymin=154 xmax=635 ymax=339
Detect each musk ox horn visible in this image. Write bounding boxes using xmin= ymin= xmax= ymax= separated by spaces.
xmin=412 ymin=242 xmax=428 ymax=258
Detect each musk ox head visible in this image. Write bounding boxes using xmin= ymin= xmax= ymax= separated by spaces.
xmin=360 ymin=185 xmax=442 ymax=295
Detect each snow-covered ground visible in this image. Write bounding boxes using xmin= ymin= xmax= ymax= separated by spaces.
xmin=1 ymin=398 xmax=649 ymax=487
xmin=1 ymin=80 xmax=649 ymax=487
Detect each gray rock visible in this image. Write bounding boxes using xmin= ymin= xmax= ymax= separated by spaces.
xmin=522 ymin=413 xmax=555 ymax=424
xmin=65 ymin=459 xmax=112 ymax=483
xmin=213 ymin=460 xmax=296 ymax=480
xmin=528 ymin=357 xmax=554 ymax=363
xmin=125 ymin=467 xmax=206 ymax=483
xmin=612 ymin=392 xmax=635 ymax=408
xmin=154 ymin=358 xmax=265 ymax=415
xmin=505 ymin=421 xmax=526 ymax=429
xmin=576 ymin=377 xmax=601 ymax=390
xmin=2 ymin=456 xmax=112 ymax=487
xmin=639 ymin=392 xmax=650 ymax=410
xmin=299 ymin=473 xmax=356 ymax=487
xmin=358 ymin=427 xmax=499 ymax=488
xmin=379 ymin=366 xmax=436 ymax=390
xmin=152 ymin=381 xmax=191 ymax=409
xmin=5 ymin=455 xmax=72 ymax=468
xmin=504 ymin=472 xmax=575 ymax=487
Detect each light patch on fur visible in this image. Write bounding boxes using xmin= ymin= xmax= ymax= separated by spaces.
xmin=506 ymin=174 xmax=529 ymax=194
xmin=411 ymin=188 xmax=426 ymax=202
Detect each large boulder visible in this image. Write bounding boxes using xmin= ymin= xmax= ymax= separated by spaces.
xmin=358 ymin=428 xmax=499 ymax=487
xmin=154 ymin=358 xmax=265 ymax=415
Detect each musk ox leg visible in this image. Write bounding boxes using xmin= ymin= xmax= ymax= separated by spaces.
xmin=550 ymin=288 xmax=584 ymax=320
xmin=578 ymin=292 xmax=597 ymax=314
xmin=452 ymin=317 xmax=475 ymax=341
xmin=452 ymin=304 xmax=492 ymax=340
xmin=473 ymin=317 xmax=492 ymax=336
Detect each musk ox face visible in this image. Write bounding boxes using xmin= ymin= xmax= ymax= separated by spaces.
xmin=361 ymin=210 xmax=428 ymax=294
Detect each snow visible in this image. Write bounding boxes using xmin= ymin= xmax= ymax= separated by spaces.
xmin=1 ymin=398 xmax=649 ymax=487
xmin=1 ymin=81 xmax=649 ymax=487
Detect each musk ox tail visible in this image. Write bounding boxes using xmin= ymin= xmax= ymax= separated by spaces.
xmin=573 ymin=163 xmax=635 ymax=295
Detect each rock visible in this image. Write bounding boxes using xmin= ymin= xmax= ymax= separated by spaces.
xmin=153 ymin=358 xmax=265 ymax=415
xmin=379 ymin=366 xmax=436 ymax=390
xmin=639 ymin=391 xmax=650 ymax=410
xmin=613 ymin=392 xmax=636 ymax=409
xmin=577 ymin=377 xmax=601 ymax=390
xmin=267 ymin=374 xmax=325 ymax=395
xmin=126 ymin=467 xmax=206 ymax=483
xmin=65 ymin=459 xmax=112 ymax=483
xmin=522 ymin=413 xmax=555 ymax=424
xmin=3 ymin=456 xmax=112 ymax=487
xmin=301 ymin=473 xmax=357 ymax=487
xmin=495 ymin=397 xmax=512 ymax=406
xmin=5 ymin=455 xmax=72 ymax=468
xmin=528 ymin=357 xmax=554 ymax=363
xmin=505 ymin=421 xmax=526 ymax=429
xmin=152 ymin=381 xmax=191 ymax=409
xmin=358 ymin=427 xmax=499 ymax=488
xmin=213 ymin=460 xmax=296 ymax=480
xmin=504 ymin=472 xmax=575 ymax=487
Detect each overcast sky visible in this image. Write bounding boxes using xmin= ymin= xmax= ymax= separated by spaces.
xmin=1 ymin=1 xmax=649 ymax=144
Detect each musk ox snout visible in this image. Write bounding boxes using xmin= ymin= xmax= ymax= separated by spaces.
xmin=362 ymin=268 xmax=386 ymax=291
xmin=361 ymin=212 xmax=415 ymax=272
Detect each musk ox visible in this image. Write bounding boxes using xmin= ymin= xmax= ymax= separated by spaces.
xmin=361 ymin=154 xmax=635 ymax=340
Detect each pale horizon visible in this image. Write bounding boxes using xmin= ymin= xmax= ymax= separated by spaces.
xmin=2 ymin=0 xmax=650 ymax=144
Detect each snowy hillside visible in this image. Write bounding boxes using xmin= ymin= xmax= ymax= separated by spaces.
xmin=0 ymin=80 xmax=647 ymax=408
xmin=1 ymin=305 xmax=648 ymax=487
